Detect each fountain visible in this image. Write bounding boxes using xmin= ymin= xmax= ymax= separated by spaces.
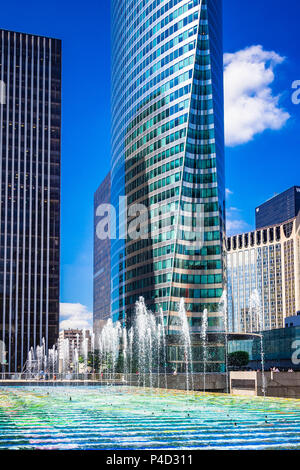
xmin=159 ymin=307 xmax=168 ymax=389
xmin=201 ymin=309 xmax=208 ymax=393
xmin=178 ymin=298 xmax=194 ymax=392
xmin=9 ymin=293 xmax=300 ymax=451
xmin=219 ymin=290 xmax=229 ymax=393
xmin=23 ymin=296 xmax=227 ymax=393
xmin=250 ymin=289 xmax=266 ymax=397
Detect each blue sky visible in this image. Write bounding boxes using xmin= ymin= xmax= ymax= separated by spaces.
xmin=1 ymin=0 xmax=300 ymax=326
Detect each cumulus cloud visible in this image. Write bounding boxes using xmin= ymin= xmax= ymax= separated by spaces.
xmin=226 ymin=206 xmax=252 ymax=236
xmin=224 ymin=45 xmax=290 ymax=146
xmin=60 ymin=303 xmax=93 ymax=331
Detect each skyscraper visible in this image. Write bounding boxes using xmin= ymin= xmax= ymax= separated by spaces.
xmin=111 ymin=0 xmax=225 ymax=335
xmin=256 ymin=186 xmax=300 ymax=229
xmin=0 ymin=30 xmax=61 ymax=372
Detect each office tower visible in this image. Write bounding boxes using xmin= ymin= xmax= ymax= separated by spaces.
xmin=227 ymin=215 xmax=300 ymax=333
xmin=256 ymin=186 xmax=300 ymax=229
xmin=0 ymin=30 xmax=61 ymax=372
xmin=110 ymin=0 xmax=225 ymax=338
xmin=94 ymin=172 xmax=111 ymax=337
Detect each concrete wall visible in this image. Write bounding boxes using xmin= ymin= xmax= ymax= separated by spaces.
xmin=128 ymin=373 xmax=227 ymax=392
xmin=230 ymin=371 xmax=300 ymax=399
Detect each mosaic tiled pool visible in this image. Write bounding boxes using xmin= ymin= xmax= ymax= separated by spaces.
xmin=0 ymin=386 xmax=300 ymax=450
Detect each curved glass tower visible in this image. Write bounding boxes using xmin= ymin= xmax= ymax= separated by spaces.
xmin=111 ymin=0 xmax=225 ymax=354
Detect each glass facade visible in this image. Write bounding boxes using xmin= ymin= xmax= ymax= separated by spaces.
xmin=111 ymin=0 xmax=225 ymax=337
xmin=228 ymin=326 xmax=300 ymax=371
xmin=0 ymin=30 xmax=61 ymax=372
xmin=256 ymin=186 xmax=300 ymax=229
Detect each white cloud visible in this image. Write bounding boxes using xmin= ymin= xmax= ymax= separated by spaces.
xmin=226 ymin=206 xmax=252 ymax=236
xmin=225 ymin=188 xmax=233 ymax=198
xmin=60 ymin=303 xmax=93 ymax=331
xmin=224 ymin=45 xmax=290 ymax=146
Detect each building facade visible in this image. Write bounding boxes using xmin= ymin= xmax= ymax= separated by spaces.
xmin=111 ymin=0 xmax=225 ymax=336
xmin=0 ymin=30 xmax=61 ymax=372
xmin=227 ymin=215 xmax=300 ymax=334
xmin=228 ymin=326 xmax=300 ymax=371
xmin=256 ymin=186 xmax=300 ymax=229
xmin=58 ymin=329 xmax=92 ymax=361
xmin=94 ymin=172 xmax=111 ymax=337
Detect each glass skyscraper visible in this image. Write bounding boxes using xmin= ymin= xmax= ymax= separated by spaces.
xmin=256 ymin=186 xmax=300 ymax=230
xmin=111 ymin=0 xmax=225 ymax=336
xmin=0 ymin=30 xmax=61 ymax=372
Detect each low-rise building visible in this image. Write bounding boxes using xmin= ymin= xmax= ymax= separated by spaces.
xmin=58 ymin=329 xmax=92 ymax=361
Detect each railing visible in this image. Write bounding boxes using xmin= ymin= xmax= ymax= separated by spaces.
xmin=0 ymin=372 xmax=127 ymax=382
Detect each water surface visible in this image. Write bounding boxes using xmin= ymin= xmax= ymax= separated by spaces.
xmin=0 ymin=386 xmax=299 ymax=450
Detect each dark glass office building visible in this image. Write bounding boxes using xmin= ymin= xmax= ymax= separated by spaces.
xmin=0 ymin=30 xmax=61 ymax=372
xmin=229 ymin=326 xmax=300 ymax=371
xmin=94 ymin=172 xmax=111 ymax=337
xmin=256 ymin=186 xmax=300 ymax=229
xmin=111 ymin=0 xmax=226 ymax=339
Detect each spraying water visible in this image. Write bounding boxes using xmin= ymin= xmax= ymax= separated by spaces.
xmin=24 ymin=297 xmax=199 ymax=394
xmin=178 ymin=299 xmax=194 ymax=392
xmin=201 ymin=309 xmax=208 ymax=393
xmin=159 ymin=307 xmax=168 ymax=389
xmin=219 ymin=291 xmax=229 ymax=393
xmin=123 ymin=326 xmax=128 ymax=383
xmin=250 ymin=290 xmax=266 ymax=397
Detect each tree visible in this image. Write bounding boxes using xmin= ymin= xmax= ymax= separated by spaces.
xmin=228 ymin=351 xmax=249 ymax=368
xmin=78 ymin=351 xmax=100 ymax=371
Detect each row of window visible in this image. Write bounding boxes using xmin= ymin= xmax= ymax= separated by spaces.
xmin=125 ymin=0 xmax=199 ymax=54
xmin=127 ymin=83 xmax=190 ymax=134
xmin=178 ymin=229 xmax=220 ymax=242
xmin=185 ymin=156 xmax=216 ymax=170
xmin=149 ymin=185 xmax=179 ymax=205
xmin=126 ymin=99 xmax=189 ymax=146
xmin=127 ymin=32 xmax=196 ymax=86
xmin=126 ymin=141 xmax=184 ymax=174
xmin=125 ymin=14 xmax=198 ymax=79
xmin=119 ymin=70 xmax=192 ymax=145
xmin=125 ymin=286 xmax=170 ymax=306
xmin=126 ymin=157 xmax=183 ymax=192
xmin=125 ymin=238 xmax=221 ymax=269
xmin=171 ymin=287 xmax=223 ymax=299
xmin=174 ymin=258 xmax=222 ymax=271
xmin=126 ymin=113 xmax=188 ymax=157
xmin=126 ymin=243 xmax=175 ymax=267
xmin=125 ymin=274 xmax=172 ymax=292
xmin=183 ymin=171 xmax=217 ymax=185
xmin=169 ymin=301 xmax=219 ymax=313
xmin=125 ymin=53 xmax=194 ymax=107
xmin=173 ymin=273 xmax=222 ymax=285
xmin=125 ymin=127 xmax=186 ymax=161
xmin=182 ymin=185 xmax=218 ymax=199
xmin=149 ymin=171 xmax=181 ymax=193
